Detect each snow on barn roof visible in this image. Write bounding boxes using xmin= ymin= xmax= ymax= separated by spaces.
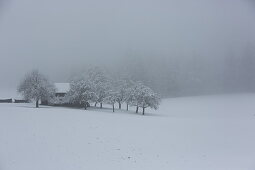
xmin=54 ymin=83 xmax=70 ymax=93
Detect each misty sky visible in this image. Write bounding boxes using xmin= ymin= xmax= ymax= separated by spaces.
xmin=0 ymin=0 xmax=255 ymax=89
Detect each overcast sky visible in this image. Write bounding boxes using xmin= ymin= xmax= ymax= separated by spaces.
xmin=0 ymin=0 xmax=255 ymax=90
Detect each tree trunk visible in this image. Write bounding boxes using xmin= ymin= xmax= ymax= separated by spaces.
xmin=136 ymin=106 xmax=139 ymax=113
xmin=100 ymin=102 xmax=102 ymax=109
xmin=126 ymin=103 xmax=129 ymax=111
xmin=84 ymin=104 xmax=87 ymax=110
xmin=119 ymin=102 xmax=121 ymax=109
xmin=113 ymin=104 xmax=115 ymax=112
xmin=142 ymin=107 xmax=145 ymax=115
xmin=36 ymin=100 xmax=39 ymax=108
xmin=94 ymin=102 xmax=97 ymax=107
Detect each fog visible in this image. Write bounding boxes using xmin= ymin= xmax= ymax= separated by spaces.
xmin=0 ymin=0 xmax=255 ymax=97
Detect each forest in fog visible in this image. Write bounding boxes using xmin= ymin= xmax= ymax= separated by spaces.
xmin=116 ymin=43 xmax=255 ymax=97
xmin=0 ymin=0 xmax=255 ymax=97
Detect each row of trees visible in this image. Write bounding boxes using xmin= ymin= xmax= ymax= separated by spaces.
xmin=18 ymin=69 xmax=160 ymax=115
xmin=65 ymin=68 xmax=160 ymax=114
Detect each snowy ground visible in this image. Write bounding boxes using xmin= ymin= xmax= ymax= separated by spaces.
xmin=0 ymin=94 xmax=255 ymax=170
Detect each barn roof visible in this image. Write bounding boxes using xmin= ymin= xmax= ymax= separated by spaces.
xmin=54 ymin=83 xmax=70 ymax=93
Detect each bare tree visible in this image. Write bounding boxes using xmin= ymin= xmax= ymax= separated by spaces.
xmin=17 ymin=70 xmax=55 ymax=108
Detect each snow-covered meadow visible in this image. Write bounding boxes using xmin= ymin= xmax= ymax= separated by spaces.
xmin=0 ymin=94 xmax=255 ymax=170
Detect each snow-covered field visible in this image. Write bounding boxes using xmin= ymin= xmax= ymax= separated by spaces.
xmin=1 ymin=94 xmax=255 ymax=170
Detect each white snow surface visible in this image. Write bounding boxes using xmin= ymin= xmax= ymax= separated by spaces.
xmin=0 ymin=93 xmax=255 ymax=170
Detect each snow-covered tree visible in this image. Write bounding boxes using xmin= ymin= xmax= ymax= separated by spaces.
xmin=17 ymin=70 xmax=55 ymax=108
xmin=113 ymin=80 xmax=125 ymax=109
xmin=66 ymin=79 xmax=96 ymax=110
xmin=126 ymin=82 xmax=141 ymax=113
xmin=105 ymin=90 xmax=118 ymax=112
xmin=113 ymin=78 xmax=134 ymax=109
xmin=123 ymin=79 xmax=135 ymax=111
xmin=129 ymin=82 xmax=160 ymax=115
xmin=138 ymin=88 xmax=160 ymax=115
xmin=87 ymin=67 xmax=110 ymax=108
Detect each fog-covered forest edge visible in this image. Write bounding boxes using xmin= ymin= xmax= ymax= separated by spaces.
xmin=70 ymin=43 xmax=254 ymax=98
xmin=114 ymin=44 xmax=255 ymax=97
xmin=1 ymin=0 xmax=255 ymax=98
